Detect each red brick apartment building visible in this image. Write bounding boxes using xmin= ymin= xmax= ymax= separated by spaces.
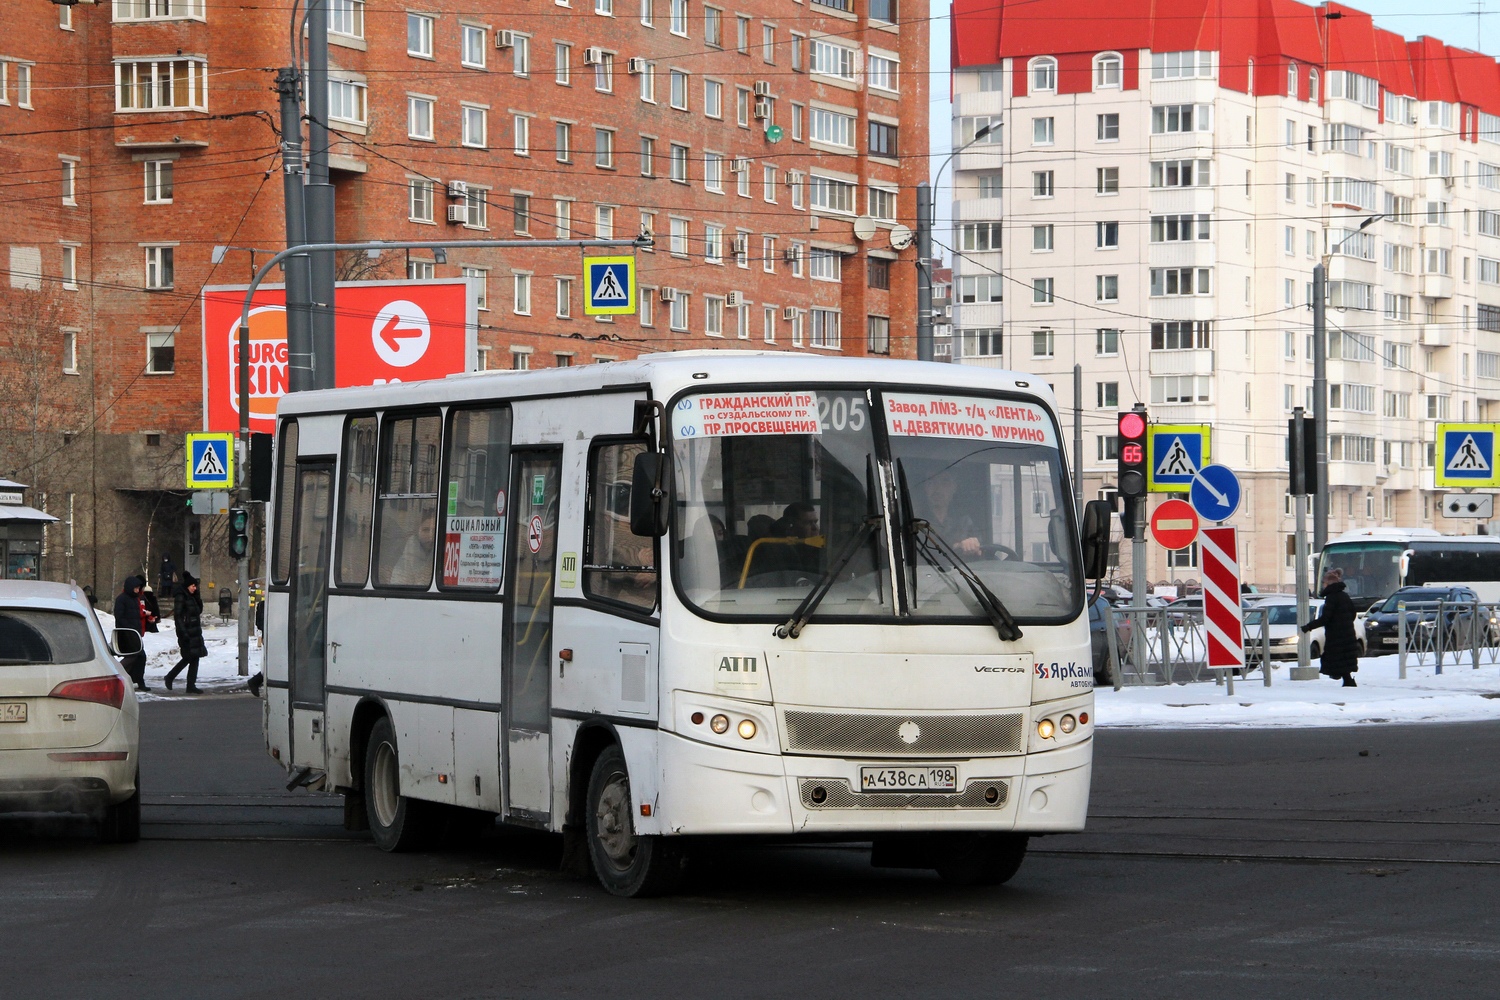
xmin=0 ymin=0 xmax=926 ymax=595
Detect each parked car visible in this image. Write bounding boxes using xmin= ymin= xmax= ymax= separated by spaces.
xmin=1239 ymin=596 xmax=1369 ymax=660
xmin=1362 ymin=586 xmax=1484 ymax=653
xmin=0 ymin=581 xmax=140 ymax=841
xmin=1088 ymin=594 xmax=1117 ymax=683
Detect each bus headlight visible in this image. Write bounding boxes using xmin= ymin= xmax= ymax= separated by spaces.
xmin=737 ymin=719 xmax=757 ymax=740
xmin=1037 ymin=718 xmax=1056 ymax=740
xmin=710 ymin=714 xmax=730 ymax=734
xmin=1059 ymin=714 xmax=1077 ymax=734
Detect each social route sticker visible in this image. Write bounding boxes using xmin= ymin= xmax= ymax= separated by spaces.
xmin=882 ymin=393 xmax=1057 ymax=449
xmin=673 ymin=392 xmax=822 ymax=437
xmin=442 ymin=516 xmax=505 ymax=588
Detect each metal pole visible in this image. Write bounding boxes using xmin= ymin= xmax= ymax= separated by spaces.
xmin=1312 ymin=262 xmax=1329 ymax=554
xmin=1073 ymin=364 xmax=1083 ymax=519
xmin=236 ymin=314 xmax=251 ymax=677
xmin=305 ymin=0 xmax=337 ymax=390
xmin=1131 ymin=531 xmax=1149 ymax=683
xmin=276 ymin=67 xmax=315 ymax=394
xmin=1399 ymin=601 xmax=1408 ymax=679
xmin=916 ymin=181 xmax=933 ymax=362
xmin=1294 ymin=408 xmax=1311 ymax=674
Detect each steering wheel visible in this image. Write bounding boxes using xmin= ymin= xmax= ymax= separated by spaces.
xmin=981 ymin=543 xmax=1018 ymax=561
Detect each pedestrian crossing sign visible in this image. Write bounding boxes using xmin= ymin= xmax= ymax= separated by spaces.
xmin=583 ymin=256 xmax=636 ymax=315
xmin=186 ymin=432 xmax=235 ymax=489
xmin=1435 ymin=423 xmax=1500 ymax=488
xmin=1146 ymin=424 xmax=1210 ymax=493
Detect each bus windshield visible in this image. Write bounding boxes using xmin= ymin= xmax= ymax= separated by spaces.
xmin=1317 ymin=542 xmax=1403 ymax=606
xmin=670 ymin=386 xmax=1079 ymax=624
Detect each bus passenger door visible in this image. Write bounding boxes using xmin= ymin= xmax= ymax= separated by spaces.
xmin=287 ymin=462 xmax=334 ymax=772
xmin=504 ymin=448 xmax=561 ymax=823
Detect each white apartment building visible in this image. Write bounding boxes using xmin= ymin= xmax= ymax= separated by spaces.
xmin=948 ymin=0 xmax=1500 ymax=589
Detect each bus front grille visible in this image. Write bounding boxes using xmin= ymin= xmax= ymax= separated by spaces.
xmin=782 ymin=711 xmax=1025 ymax=757
xmin=797 ymin=778 xmax=1010 ymax=810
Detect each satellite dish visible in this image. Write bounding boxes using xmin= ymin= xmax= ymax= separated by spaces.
xmin=852 ymin=216 xmax=877 ymax=241
xmin=888 ymin=224 xmax=914 ymax=250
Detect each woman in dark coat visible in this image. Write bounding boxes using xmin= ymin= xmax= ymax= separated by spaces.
xmin=165 ymin=572 xmax=208 ymax=693
xmin=1302 ymin=568 xmax=1360 ymax=687
xmin=112 ymin=576 xmax=150 ymax=691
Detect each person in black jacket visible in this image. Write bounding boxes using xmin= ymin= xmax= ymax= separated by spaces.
xmin=165 ymin=572 xmax=207 ymax=694
xmin=112 ymin=576 xmax=150 ymax=691
xmin=1303 ymin=568 xmax=1360 ymax=687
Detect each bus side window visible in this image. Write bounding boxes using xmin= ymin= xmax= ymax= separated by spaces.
xmin=585 ymin=440 xmax=658 ymax=611
xmin=271 ymin=420 xmax=299 ymax=586
xmin=335 ymin=415 xmax=378 ymax=587
xmin=373 ymin=412 xmax=443 ymax=589
xmin=439 ymin=406 xmax=512 ymax=591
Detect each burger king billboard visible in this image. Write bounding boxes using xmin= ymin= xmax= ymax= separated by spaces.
xmin=200 ymin=279 xmax=476 ymax=433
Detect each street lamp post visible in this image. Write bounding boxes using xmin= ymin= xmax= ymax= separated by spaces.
xmin=1313 ymin=212 xmax=1382 ymax=555
xmin=917 ymin=122 xmax=994 ymax=362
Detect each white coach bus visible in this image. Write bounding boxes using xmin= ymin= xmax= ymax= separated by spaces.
xmin=263 ymin=352 xmax=1110 ymax=896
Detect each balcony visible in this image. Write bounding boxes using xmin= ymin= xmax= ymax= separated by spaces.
xmin=1421 ymin=273 xmax=1454 ymax=299
xmin=1421 ymin=324 xmax=1452 ymax=346
xmin=1148 ymin=349 xmax=1215 ymax=375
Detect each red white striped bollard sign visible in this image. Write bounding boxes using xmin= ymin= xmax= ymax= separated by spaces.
xmin=1201 ymin=526 xmax=1243 ymax=673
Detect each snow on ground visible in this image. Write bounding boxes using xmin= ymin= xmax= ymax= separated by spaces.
xmin=1097 ymin=651 xmax=1500 ymax=728
xmin=95 ymin=611 xmax=262 ymax=700
xmin=95 ymin=610 xmax=1500 ymax=728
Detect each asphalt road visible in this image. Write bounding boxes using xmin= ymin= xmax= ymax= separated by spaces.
xmin=2 ymin=696 xmax=1496 ymax=999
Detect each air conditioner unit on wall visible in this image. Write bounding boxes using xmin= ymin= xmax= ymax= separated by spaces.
xmin=584 ymin=47 xmax=605 ymax=65
xmin=753 ymin=97 xmax=771 ymax=119
xmin=447 ymin=180 xmax=469 ymax=199
xmin=782 ymin=306 xmax=797 ymax=320
xmin=496 ymin=30 xmax=516 ymax=48
xmin=730 ymin=157 xmax=749 ymax=173
xmin=753 ymin=81 xmax=771 ymax=96
xmin=627 ymin=57 xmax=647 ymax=74
xmin=783 ymin=247 xmax=798 ymax=262
xmin=726 ymin=291 xmax=742 ymax=307
xmin=446 ymin=205 xmax=466 ymax=224
xmin=659 ymin=286 xmax=678 ymax=302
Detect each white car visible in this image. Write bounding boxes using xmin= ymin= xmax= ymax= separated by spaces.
xmin=1243 ymin=597 xmax=1326 ymax=660
xmin=0 ymin=581 xmax=140 ymax=841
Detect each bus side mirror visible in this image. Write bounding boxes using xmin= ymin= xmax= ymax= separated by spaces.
xmin=630 ymin=452 xmax=670 ymax=537
xmin=1080 ymin=500 xmax=1112 ymax=580
xmin=1399 ymin=548 xmax=1413 ymax=580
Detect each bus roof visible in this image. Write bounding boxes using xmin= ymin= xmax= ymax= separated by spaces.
xmin=274 ymin=352 xmax=1060 ymax=419
xmin=1323 ymin=527 xmax=1500 ymax=548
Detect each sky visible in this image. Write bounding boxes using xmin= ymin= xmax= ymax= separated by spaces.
xmin=926 ymin=0 xmax=1500 ymax=252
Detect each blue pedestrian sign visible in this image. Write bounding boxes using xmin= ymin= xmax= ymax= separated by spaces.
xmin=186 ymin=432 xmax=235 ymax=489
xmin=1146 ymin=424 xmax=1210 ymax=493
xmin=1435 ymin=423 xmax=1500 ymax=488
xmin=583 ymin=256 xmax=636 ymax=315
xmin=1189 ymin=464 xmax=1242 ymax=523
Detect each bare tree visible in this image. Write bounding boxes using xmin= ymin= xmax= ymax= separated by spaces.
xmin=336 ymin=249 xmax=400 ymax=283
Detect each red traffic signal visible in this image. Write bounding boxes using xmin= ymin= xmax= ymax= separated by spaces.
xmin=1117 ymin=408 xmax=1148 ymax=498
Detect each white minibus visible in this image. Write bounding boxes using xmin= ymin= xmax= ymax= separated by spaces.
xmin=263 ymin=352 xmax=1110 ymax=895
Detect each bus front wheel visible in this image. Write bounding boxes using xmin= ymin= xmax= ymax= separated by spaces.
xmin=935 ymin=833 xmax=1029 ymax=886
xmin=364 ymin=716 xmax=432 ymax=852
xmin=585 ymin=744 xmax=685 ymax=897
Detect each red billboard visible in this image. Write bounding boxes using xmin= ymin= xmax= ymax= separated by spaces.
xmin=200 ymin=280 xmax=475 ymax=433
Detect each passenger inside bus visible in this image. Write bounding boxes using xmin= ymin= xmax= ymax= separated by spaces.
xmin=386 ymin=510 xmax=437 ymax=588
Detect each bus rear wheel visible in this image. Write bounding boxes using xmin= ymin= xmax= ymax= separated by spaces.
xmin=585 ymin=744 xmax=684 ymax=897
xmin=364 ymin=716 xmax=432 ymax=852
xmin=934 ymin=833 xmax=1029 ymax=886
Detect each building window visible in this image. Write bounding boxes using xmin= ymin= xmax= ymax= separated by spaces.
xmin=1097 ymin=167 xmax=1118 ymax=194
xmin=1096 ymin=382 xmax=1118 ymax=408
xmin=146 ymin=331 xmax=175 ymax=373
xmin=811 ymin=39 xmax=858 ymax=81
xmin=1149 ymin=267 xmax=1211 ymax=297
xmin=867 ymin=316 xmax=890 ymax=355
xmin=811 ymin=107 xmax=856 ymax=148
xmin=407 ymin=13 xmax=434 ymax=56
xmin=554 ymin=121 xmax=573 ymax=162
xmin=462 ymin=24 xmax=487 ymax=68
xmin=704 ymin=5 xmax=723 ymax=45
xmin=704 ymin=224 xmax=725 ymax=263
xmin=1097 ymin=113 xmax=1119 ymax=141
xmin=670 ymin=0 xmax=688 ymax=35
xmin=329 ymin=0 xmax=365 ymax=38
xmin=327 ymin=78 xmax=367 ymax=126
xmin=1151 ymin=375 xmax=1211 ymax=404
xmin=868 ymin=120 xmax=898 ymax=158
xmin=1033 ymin=171 xmax=1054 ymax=197
xmin=1094 ymin=53 xmax=1122 ymax=89
xmin=1032 ymin=117 xmax=1055 ymax=145
xmin=704 ymin=152 xmax=724 ymax=191
xmin=462 ymin=266 xmax=489 ymax=310
xmin=463 ymin=188 xmax=488 ymax=228
xmin=670 ymin=291 xmax=690 ymax=331
xmin=409 ymin=178 xmax=434 ymax=222
xmin=809 ymin=175 xmax=855 ymax=214
xmin=868 ymin=53 xmax=898 ymax=92
xmin=115 ymin=58 xmax=208 ymax=111
xmin=809 ymin=247 xmax=842 ymax=281
xmin=513 ymin=115 xmax=530 ymax=155
xmin=407 ymin=258 xmax=434 ymax=280
xmin=512 ymin=193 xmax=531 ymax=234
xmin=1029 ymin=56 xmax=1057 ymax=92
xmin=143 ymin=159 xmax=173 ymax=203
xmin=810 ymin=308 xmax=841 ymax=349
xmin=639 ymin=291 xmax=655 ymax=327
xmin=556 ymin=277 xmax=573 ymax=317
xmin=511 ymin=349 xmax=531 ymax=371
xmin=555 ymin=43 xmax=572 ymax=84
xmin=145 ymin=246 xmax=174 ymax=289
xmin=959 ymin=223 xmax=1002 ymax=251
xmin=1096 ymin=328 xmax=1119 ymax=356
xmin=704 ymin=295 xmax=725 ymax=337
xmin=669 ymin=217 xmax=689 ymax=256
xmin=1096 ymin=221 xmax=1119 ymax=248
xmin=963 ymin=328 xmax=1002 ymax=357
xmin=61 ymin=245 xmax=77 ymax=289
xmin=62 ymin=329 xmax=78 ymax=373
xmin=461 ymin=105 xmax=487 ymax=148
xmin=513 ymin=273 xmax=532 ymax=315
xmin=704 ymin=78 xmax=723 ymax=118
xmin=1032 ymin=328 xmax=1055 ymax=357
xmin=1032 ymin=278 xmax=1054 ymax=304
xmin=595 ymin=205 xmax=614 ymax=239
xmin=112 ymin=0 xmax=207 ymax=19
xmin=1097 ymin=436 xmax=1119 ymax=462
xmin=595 ymin=127 xmax=615 ymax=168
xmin=867 ymin=257 xmax=891 ymax=290
xmin=956 ymin=275 xmax=1002 ymax=303
xmin=1166 ymin=542 xmax=1198 ymax=569
xmin=1032 ymin=224 xmax=1054 ymax=251
xmin=408 ymin=95 xmax=434 ymax=140
xmin=1096 ymin=275 xmax=1118 ymax=302
xmin=594 ymin=51 xmax=615 ymax=92
xmin=670 ymin=69 xmax=689 ymax=109
xmin=763 ymin=306 xmax=777 ymax=342
xmin=639 ymin=61 xmax=656 ymax=102
xmin=1152 ymin=321 xmax=1213 ymax=350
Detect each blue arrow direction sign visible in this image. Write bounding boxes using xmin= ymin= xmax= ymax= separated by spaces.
xmin=1189 ymin=463 xmax=1242 ymax=523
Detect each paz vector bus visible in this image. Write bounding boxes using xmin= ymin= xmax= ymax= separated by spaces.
xmin=261 ymin=352 xmax=1111 ymax=896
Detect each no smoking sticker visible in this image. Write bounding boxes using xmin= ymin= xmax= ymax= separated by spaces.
xmin=527 ymin=514 xmax=545 ymax=554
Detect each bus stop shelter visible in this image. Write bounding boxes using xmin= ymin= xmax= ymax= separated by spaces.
xmin=0 ymin=479 xmax=58 ymax=580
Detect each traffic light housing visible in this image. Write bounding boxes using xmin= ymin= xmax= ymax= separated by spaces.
xmin=1117 ymin=408 xmax=1149 ymax=498
xmin=228 ymin=507 xmax=249 ymax=560
xmin=1287 ymin=415 xmax=1318 ymax=495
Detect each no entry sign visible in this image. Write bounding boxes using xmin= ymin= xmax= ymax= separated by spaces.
xmin=1149 ymin=498 xmax=1199 ymax=550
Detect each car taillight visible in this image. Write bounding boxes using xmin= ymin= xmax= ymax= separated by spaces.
xmin=49 ymin=675 xmax=126 ymax=709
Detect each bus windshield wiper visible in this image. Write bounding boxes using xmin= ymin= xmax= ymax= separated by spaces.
xmin=774 ymin=515 xmax=883 ymax=639
xmin=908 ymin=519 xmax=1024 ymax=643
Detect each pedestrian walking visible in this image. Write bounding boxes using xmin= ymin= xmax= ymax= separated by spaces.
xmin=1302 ymin=568 xmax=1359 ymax=687
xmin=158 ymin=552 xmax=176 ymax=596
xmin=112 ymin=576 xmax=151 ymax=691
xmin=141 ymin=583 xmax=161 ymax=633
xmin=164 ymin=572 xmax=207 ymax=694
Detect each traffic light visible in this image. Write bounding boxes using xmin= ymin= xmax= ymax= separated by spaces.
xmin=228 ymin=507 xmax=249 ymax=560
xmin=1117 ymin=407 xmax=1149 ymax=498
xmin=1287 ymin=415 xmax=1318 ymax=495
